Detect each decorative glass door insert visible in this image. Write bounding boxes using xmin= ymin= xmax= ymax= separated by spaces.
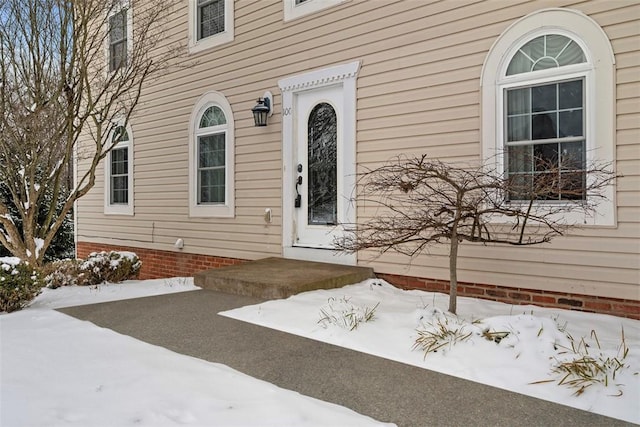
xmin=307 ymin=102 xmax=337 ymax=225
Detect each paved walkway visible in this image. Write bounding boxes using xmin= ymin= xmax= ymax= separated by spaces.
xmin=60 ymin=290 xmax=631 ymax=427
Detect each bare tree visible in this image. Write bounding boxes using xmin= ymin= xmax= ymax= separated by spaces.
xmin=335 ymin=154 xmax=615 ymax=314
xmin=0 ymin=0 xmax=186 ymax=266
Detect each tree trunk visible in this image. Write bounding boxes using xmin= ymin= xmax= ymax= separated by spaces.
xmin=448 ymin=232 xmax=459 ymax=314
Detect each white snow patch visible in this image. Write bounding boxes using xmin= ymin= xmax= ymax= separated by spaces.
xmin=0 ymin=257 xmax=21 ymax=267
xmin=222 ymin=279 xmax=640 ymax=424
xmin=0 ymin=213 xmax=15 ymax=224
xmin=1 ymin=279 xmax=391 ymax=427
xmin=34 ymin=238 xmax=44 ymax=258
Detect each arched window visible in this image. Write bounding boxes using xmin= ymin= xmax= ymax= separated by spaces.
xmin=197 ymin=105 xmax=227 ymax=205
xmin=504 ymin=34 xmax=587 ymax=201
xmin=481 ymin=8 xmax=615 ymax=225
xmin=189 ymin=91 xmax=235 ymax=217
xmin=104 ymin=123 xmax=134 ymax=215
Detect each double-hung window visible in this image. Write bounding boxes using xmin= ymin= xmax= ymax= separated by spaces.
xmin=188 ymin=0 xmax=234 ymax=53
xmin=105 ymin=125 xmax=134 ymax=215
xmin=481 ymin=8 xmax=616 ymax=225
xmin=504 ymin=35 xmax=586 ymax=201
xmin=197 ymin=106 xmax=227 ymax=205
xmin=189 ymin=91 xmax=235 ymax=218
xmin=109 ymin=9 xmax=128 ymax=72
xmin=198 ymin=0 xmax=225 ymax=40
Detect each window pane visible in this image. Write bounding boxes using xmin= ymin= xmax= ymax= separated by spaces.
xmin=198 ymin=134 xmax=225 ymax=168
xmin=557 ymin=41 xmax=586 ymax=67
xmin=532 ymin=84 xmax=556 ymax=112
xmin=508 ymin=173 xmax=534 ymax=200
xmin=112 ymin=176 xmax=128 ymax=192
xmin=508 ymin=145 xmax=533 ymax=173
xmin=533 ymin=143 xmax=559 ymax=172
xmin=199 ymin=168 xmax=225 ymax=204
xmin=559 ymin=80 xmax=582 ymax=110
xmin=545 ymin=34 xmax=570 ymax=58
xmin=507 ymin=116 xmax=530 ymax=142
xmin=507 ymin=88 xmax=529 ymax=115
xmin=111 ymin=176 xmax=128 ymax=204
xmin=560 ymin=141 xmax=585 ymax=170
xmin=110 ymin=148 xmax=128 ymax=175
xmin=109 ymin=11 xmax=126 ymax=43
xmin=532 ymin=113 xmax=557 ymax=139
xmin=506 ymin=34 xmax=585 ymax=76
xmin=112 ymin=126 xmax=129 ymax=143
xmin=199 ymin=106 xmax=226 ymax=128
xmin=559 ymin=110 xmax=582 ymax=137
xmin=111 ymin=159 xmax=126 ymax=175
xmin=519 ymin=35 xmax=545 ymax=63
xmin=532 ymin=171 xmax=559 ymax=200
xmin=560 ymin=171 xmax=586 ymax=200
xmin=110 ymin=41 xmax=127 ymax=71
xmin=506 ymin=51 xmax=533 ymax=75
xmin=199 ymin=0 xmax=225 ymax=39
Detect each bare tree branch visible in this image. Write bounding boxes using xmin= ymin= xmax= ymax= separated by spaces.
xmin=0 ymin=0 xmax=189 ymax=266
xmin=335 ymin=154 xmax=617 ymax=314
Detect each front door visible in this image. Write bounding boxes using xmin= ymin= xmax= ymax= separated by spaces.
xmin=294 ymin=85 xmax=343 ymax=248
xmin=279 ymin=61 xmax=360 ymax=264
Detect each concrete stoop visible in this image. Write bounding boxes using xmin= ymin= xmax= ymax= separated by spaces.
xmin=193 ymin=257 xmax=375 ymax=299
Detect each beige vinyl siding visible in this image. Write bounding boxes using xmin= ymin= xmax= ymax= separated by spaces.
xmin=76 ymin=0 xmax=639 ymax=300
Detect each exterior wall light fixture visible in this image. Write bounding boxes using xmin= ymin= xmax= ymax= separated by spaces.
xmin=251 ymin=91 xmax=273 ymax=127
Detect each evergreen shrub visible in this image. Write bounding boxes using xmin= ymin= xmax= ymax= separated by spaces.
xmin=0 ymin=259 xmax=42 ymax=312
xmin=43 ymin=251 xmax=142 ymax=288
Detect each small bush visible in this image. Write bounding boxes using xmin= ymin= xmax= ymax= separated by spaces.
xmin=0 ymin=259 xmax=43 ymax=313
xmin=43 ymin=251 xmax=142 ymax=288
xmin=42 ymin=259 xmax=83 ymax=288
xmin=80 ymin=251 xmax=141 ymax=285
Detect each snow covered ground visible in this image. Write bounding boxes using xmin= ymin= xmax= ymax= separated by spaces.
xmin=0 ymin=278 xmax=391 ymax=427
xmin=2 ymin=274 xmax=638 ymax=425
xmin=222 ymin=279 xmax=640 ymax=424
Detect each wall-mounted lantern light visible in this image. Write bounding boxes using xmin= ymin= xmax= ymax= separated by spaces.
xmin=251 ymin=91 xmax=273 ymax=127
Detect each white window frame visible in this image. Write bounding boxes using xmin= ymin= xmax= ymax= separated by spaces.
xmin=104 ymin=123 xmax=134 ymax=216
xmin=106 ymin=1 xmax=133 ymax=73
xmin=283 ymin=0 xmax=348 ymax=22
xmin=189 ymin=91 xmax=235 ymax=218
xmin=188 ymin=0 xmax=234 ymax=54
xmin=481 ymin=8 xmax=616 ymax=226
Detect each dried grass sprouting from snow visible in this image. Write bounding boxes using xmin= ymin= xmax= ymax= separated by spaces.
xmin=318 ymin=297 xmax=380 ymax=331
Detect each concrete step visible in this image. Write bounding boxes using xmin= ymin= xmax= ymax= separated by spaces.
xmin=193 ymin=257 xmax=375 ymax=299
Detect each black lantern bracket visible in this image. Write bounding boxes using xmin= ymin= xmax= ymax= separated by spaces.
xmin=251 ymin=91 xmax=274 ymax=127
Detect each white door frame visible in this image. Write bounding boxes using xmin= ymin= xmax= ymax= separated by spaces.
xmin=278 ymin=61 xmax=360 ymax=265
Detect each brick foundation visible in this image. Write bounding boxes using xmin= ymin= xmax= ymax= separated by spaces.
xmin=377 ymin=273 xmax=640 ymax=320
xmin=76 ymin=242 xmax=245 ymax=280
xmin=77 ymin=241 xmax=639 ymax=320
